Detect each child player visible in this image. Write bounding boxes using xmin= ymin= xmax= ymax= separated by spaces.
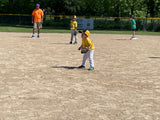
xmin=78 ymin=30 xmax=95 ymax=71
xmin=70 ymin=15 xmax=78 ymax=44
xmin=130 ymin=15 xmax=136 ymax=40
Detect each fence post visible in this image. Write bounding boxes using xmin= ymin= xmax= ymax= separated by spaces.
xmin=143 ymin=18 xmax=146 ymax=31
xmin=19 ymin=16 xmax=22 ymax=24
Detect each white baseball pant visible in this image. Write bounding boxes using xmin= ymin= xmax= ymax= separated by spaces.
xmin=82 ymin=49 xmax=94 ymax=67
xmin=70 ymin=29 xmax=77 ymax=43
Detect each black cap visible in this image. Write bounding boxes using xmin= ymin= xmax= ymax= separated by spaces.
xmin=78 ymin=29 xmax=87 ymax=33
xmin=130 ymin=15 xmax=134 ymax=18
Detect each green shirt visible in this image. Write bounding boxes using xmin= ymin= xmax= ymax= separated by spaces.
xmin=131 ymin=19 xmax=136 ymax=29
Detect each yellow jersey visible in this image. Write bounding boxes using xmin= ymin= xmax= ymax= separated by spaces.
xmin=82 ymin=37 xmax=95 ymax=51
xmin=70 ymin=20 xmax=77 ymax=29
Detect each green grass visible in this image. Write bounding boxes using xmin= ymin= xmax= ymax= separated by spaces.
xmin=0 ymin=25 xmax=70 ymax=33
xmin=91 ymin=30 xmax=160 ymax=35
xmin=0 ymin=25 xmax=160 ymax=36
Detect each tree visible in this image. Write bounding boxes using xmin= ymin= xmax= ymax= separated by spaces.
xmin=0 ymin=0 xmax=159 ymax=18
xmin=144 ymin=0 xmax=160 ymax=17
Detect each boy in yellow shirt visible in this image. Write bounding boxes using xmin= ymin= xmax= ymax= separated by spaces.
xmin=78 ymin=30 xmax=95 ymax=70
xmin=70 ymin=15 xmax=77 ymax=44
xmin=32 ymin=4 xmax=43 ymax=38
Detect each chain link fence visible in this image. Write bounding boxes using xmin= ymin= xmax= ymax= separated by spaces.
xmin=0 ymin=14 xmax=160 ymax=31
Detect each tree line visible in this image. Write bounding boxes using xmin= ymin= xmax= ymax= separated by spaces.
xmin=0 ymin=0 xmax=160 ymax=18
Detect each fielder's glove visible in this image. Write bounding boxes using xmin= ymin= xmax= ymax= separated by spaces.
xmin=74 ymin=31 xmax=77 ymax=36
xmin=81 ymin=47 xmax=89 ymax=54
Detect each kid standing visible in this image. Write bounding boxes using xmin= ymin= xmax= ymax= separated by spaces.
xmin=130 ymin=15 xmax=136 ymax=40
xmin=70 ymin=15 xmax=77 ymax=44
xmin=78 ymin=30 xmax=95 ymax=71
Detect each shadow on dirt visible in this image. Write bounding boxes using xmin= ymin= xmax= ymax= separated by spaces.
xmin=52 ymin=66 xmax=78 ymax=69
xmin=149 ymin=57 xmax=160 ymax=59
xmin=112 ymin=39 xmax=128 ymax=40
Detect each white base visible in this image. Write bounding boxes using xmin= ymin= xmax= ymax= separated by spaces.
xmin=130 ymin=37 xmax=137 ymax=40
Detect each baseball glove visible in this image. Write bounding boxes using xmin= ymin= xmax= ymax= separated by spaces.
xmin=74 ymin=31 xmax=77 ymax=36
xmin=81 ymin=47 xmax=89 ymax=54
xmin=78 ymin=30 xmax=82 ymax=33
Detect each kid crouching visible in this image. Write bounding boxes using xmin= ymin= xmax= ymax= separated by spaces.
xmin=78 ymin=30 xmax=95 ymax=70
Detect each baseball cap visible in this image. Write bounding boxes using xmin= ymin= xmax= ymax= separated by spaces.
xmin=78 ymin=29 xmax=90 ymax=37
xmin=36 ymin=4 xmax=40 ymax=7
xmin=73 ymin=15 xmax=76 ymax=19
xmin=85 ymin=30 xmax=90 ymax=36
xmin=130 ymin=15 xmax=134 ymax=18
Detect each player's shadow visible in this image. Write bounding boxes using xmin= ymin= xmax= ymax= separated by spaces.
xmin=52 ymin=66 xmax=78 ymax=69
xmin=50 ymin=43 xmax=70 ymax=45
xmin=112 ymin=39 xmax=128 ymax=40
xmin=15 ymin=36 xmax=32 ymax=38
xmin=149 ymin=57 xmax=160 ymax=59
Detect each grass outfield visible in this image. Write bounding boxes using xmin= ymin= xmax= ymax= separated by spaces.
xmin=0 ymin=25 xmax=160 ymax=35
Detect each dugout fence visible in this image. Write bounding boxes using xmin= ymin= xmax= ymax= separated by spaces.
xmin=0 ymin=13 xmax=160 ymax=32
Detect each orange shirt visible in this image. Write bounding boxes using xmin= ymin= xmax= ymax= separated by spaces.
xmin=32 ymin=9 xmax=43 ymax=22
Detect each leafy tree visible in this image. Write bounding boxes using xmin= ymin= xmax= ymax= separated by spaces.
xmin=0 ymin=0 xmax=160 ymax=18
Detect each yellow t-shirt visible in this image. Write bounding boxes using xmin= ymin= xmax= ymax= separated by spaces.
xmin=82 ymin=37 xmax=95 ymax=51
xmin=70 ymin=21 xmax=77 ymax=29
xmin=32 ymin=9 xmax=43 ymax=22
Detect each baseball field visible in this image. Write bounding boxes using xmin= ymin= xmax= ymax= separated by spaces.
xmin=0 ymin=32 xmax=160 ymax=120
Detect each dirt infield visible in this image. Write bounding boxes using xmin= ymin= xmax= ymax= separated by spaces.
xmin=0 ymin=32 xmax=160 ymax=120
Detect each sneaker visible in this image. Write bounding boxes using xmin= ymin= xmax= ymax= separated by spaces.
xmin=132 ymin=37 xmax=137 ymax=40
xmin=74 ymin=42 xmax=77 ymax=44
xmin=130 ymin=36 xmax=136 ymax=40
xmin=78 ymin=65 xmax=85 ymax=69
xmin=88 ymin=67 xmax=94 ymax=71
xmin=31 ymin=34 xmax=35 ymax=38
xmin=70 ymin=41 xmax=72 ymax=44
xmin=37 ymin=34 xmax=40 ymax=38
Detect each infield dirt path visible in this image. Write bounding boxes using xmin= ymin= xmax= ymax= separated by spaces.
xmin=0 ymin=32 xmax=160 ymax=120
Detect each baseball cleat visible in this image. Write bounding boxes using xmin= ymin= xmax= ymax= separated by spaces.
xmin=88 ymin=67 xmax=94 ymax=71
xmin=78 ymin=65 xmax=85 ymax=69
